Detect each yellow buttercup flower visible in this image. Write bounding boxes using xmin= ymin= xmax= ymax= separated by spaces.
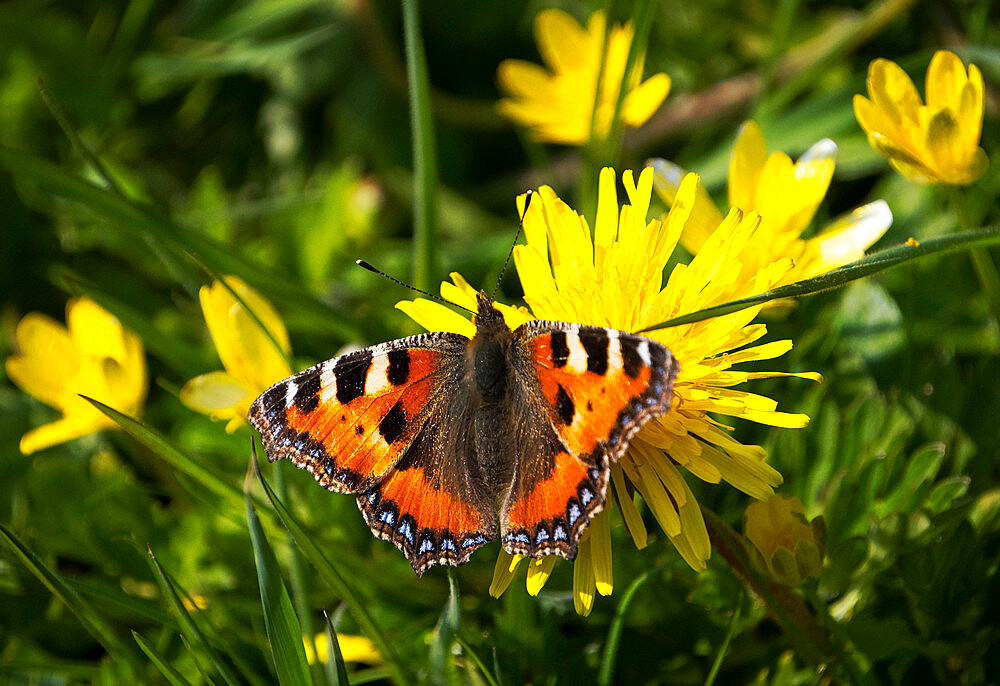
xmin=496 ymin=9 xmax=670 ymax=145
xmin=401 ymin=167 xmax=818 ymax=615
xmin=303 ymin=632 xmax=382 ymax=665
xmin=6 ymin=297 xmax=147 ymax=454
xmin=181 ymin=277 xmax=292 ymax=433
xmin=854 ymin=50 xmax=988 ymax=185
xmin=743 ymin=494 xmax=825 ymax=586
xmin=651 ymin=121 xmax=891 ymax=284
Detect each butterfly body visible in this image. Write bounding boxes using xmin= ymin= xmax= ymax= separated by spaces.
xmin=249 ymin=292 xmax=679 ymax=574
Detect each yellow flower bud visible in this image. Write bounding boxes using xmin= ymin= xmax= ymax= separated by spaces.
xmin=743 ymin=494 xmax=825 ymax=586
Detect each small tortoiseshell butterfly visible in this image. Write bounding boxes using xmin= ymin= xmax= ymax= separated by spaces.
xmin=249 ymin=291 xmax=679 ymax=574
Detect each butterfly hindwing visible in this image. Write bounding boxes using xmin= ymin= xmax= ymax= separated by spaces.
xmin=498 ymin=321 xmax=679 ymax=559
xmin=249 ymin=332 xmax=467 ymax=494
xmin=357 ymin=403 xmax=498 ymax=574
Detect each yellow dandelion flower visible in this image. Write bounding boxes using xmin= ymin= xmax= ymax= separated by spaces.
xmin=743 ymin=493 xmax=825 ymax=586
xmin=400 ymin=167 xmax=818 ymax=615
xmin=181 ymin=276 xmax=292 ymax=433
xmin=303 ymin=632 xmax=382 ymax=665
xmin=854 ymin=50 xmax=988 ymax=185
xmin=6 ymin=297 xmax=147 ymax=455
xmin=651 ymin=120 xmax=891 ymax=284
xmin=496 ymin=9 xmax=670 ymax=145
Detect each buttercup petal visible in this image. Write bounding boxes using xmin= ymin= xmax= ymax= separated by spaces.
xmin=19 ymin=414 xmax=105 ymax=455
xmin=68 ymin=297 xmax=128 ymax=364
xmin=7 ymin=313 xmax=79 ymax=409
xmin=181 ymin=371 xmax=253 ymax=414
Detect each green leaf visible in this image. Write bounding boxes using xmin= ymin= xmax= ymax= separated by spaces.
xmin=251 ymin=442 xmax=413 ymax=686
xmin=883 ymin=444 xmax=945 ymax=515
xmin=454 ymin=635 xmax=500 ymax=686
xmin=0 ymin=522 xmax=135 ymax=662
xmin=429 ymin=570 xmax=460 ymax=685
xmin=134 ymin=27 xmax=334 ymax=99
xmin=598 ymin=566 xmax=661 ymax=686
xmin=132 ymin=631 xmax=196 ymax=686
xmin=323 ymin=610 xmax=351 ymax=686
xmin=924 ymin=476 xmax=971 ymax=514
xmin=245 ymin=449 xmax=313 ymax=686
xmin=640 ymin=227 xmax=1000 ymax=332
xmin=833 ymin=280 xmax=905 ymax=363
xmin=146 ymin=546 xmax=243 ymax=686
xmin=848 ymin=611 xmax=920 ymax=662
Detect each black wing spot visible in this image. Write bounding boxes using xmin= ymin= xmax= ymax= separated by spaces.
xmin=587 ymin=400 xmax=593 ymax=412
xmin=620 ymin=336 xmax=643 ymax=379
xmin=378 ymin=401 xmax=407 ymax=443
xmin=386 ymin=349 xmax=411 ymax=386
xmin=549 ymin=331 xmax=569 ymax=368
xmin=355 ymin=425 xmax=365 ymax=435
xmin=580 ymin=329 xmax=609 ymax=375
xmin=335 ymin=352 xmax=371 ymax=404
xmin=555 ymin=384 xmax=575 ymax=425
xmin=293 ymin=368 xmax=321 ymax=414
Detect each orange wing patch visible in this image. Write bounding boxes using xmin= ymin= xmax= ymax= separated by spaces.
xmin=501 ymin=447 xmax=606 ymax=559
xmin=359 ymin=463 xmax=493 ymax=574
xmin=249 ymin=337 xmax=464 ymax=494
xmin=505 ymin=450 xmax=587 ymax=528
xmin=530 ymin=330 xmax=663 ymax=458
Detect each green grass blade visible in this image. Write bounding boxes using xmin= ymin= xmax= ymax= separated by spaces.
xmin=0 ymin=522 xmax=136 ymax=662
xmin=81 ymin=396 xmax=248 ymax=513
xmin=132 ymin=631 xmax=196 ymax=686
xmin=251 ymin=444 xmax=413 ymax=686
xmin=703 ymin=595 xmax=743 ymax=686
xmin=640 ymin=227 xmax=1000 ymax=332
xmin=597 ymin=565 xmax=661 ymax=686
xmin=0 ymin=144 xmax=362 ymax=340
xmin=323 ymin=610 xmax=351 ymax=686
xmin=429 ymin=569 xmax=460 ymax=685
xmin=36 ymin=78 xmax=124 ymax=197
xmin=402 ymin=0 xmax=439 ymax=292
xmin=245 ymin=452 xmax=313 ymax=686
xmin=455 ymin=636 xmax=499 ymax=686
xmin=273 ymin=465 xmax=324 ymax=685
xmin=146 ymin=546 xmax=243 ymax=686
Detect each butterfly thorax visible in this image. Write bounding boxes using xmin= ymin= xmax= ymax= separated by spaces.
xmin=468 ymin=292 xmax=519 ymax=485
xmin=470 ymin=292 xmax=514 ymax=402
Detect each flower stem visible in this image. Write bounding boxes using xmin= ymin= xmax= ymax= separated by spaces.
xmin=950 ymin=188 xmax=1000 ymax=325
xmin=702 ymin=507 xmax=842 ymax=670
xmin=402 ymin=0 xmax=439 ymax=293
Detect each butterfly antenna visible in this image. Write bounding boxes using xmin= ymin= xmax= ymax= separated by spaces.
xmin=491 ymin=189 xmax=533 ymax=301
xmin=355 ymin=260 xmax=477 ymax=315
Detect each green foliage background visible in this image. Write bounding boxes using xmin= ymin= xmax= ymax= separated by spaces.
xmin=2 ymin=0 xmax=999 ymax=684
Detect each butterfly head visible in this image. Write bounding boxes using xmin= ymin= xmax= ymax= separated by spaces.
xmin=474 ymin=291 xmax=507 ymax=333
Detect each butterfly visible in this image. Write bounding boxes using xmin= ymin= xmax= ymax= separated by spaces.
xmin=249 ymin=291 xmax=679 ymax=574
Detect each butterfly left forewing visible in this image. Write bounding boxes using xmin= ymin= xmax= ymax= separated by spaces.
xmin=249 ymin=332 xmax=466 ymax=494
xmin=499 ymin=321 xmax=679 ymax=559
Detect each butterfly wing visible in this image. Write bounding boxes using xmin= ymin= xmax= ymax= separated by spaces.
xmin=357 ymin=395 xmax=498 ymax=575
xmin=499 ymin=322 xmax=679 ymax=559
xmin=249 ymin=332 xmax=467 ymax=494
